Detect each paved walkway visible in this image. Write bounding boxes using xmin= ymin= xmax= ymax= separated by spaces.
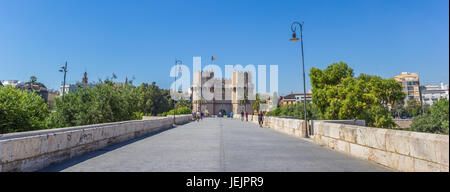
xmin=41 ymin=118 xmax=390 ymax=172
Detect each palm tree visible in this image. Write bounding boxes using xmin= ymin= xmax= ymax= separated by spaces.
xmin=30 ymin=76 xmax=37 ymax=83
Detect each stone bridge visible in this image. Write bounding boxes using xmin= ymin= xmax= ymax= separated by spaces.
xmin=0 ymin=115 xmax=448 ymax=172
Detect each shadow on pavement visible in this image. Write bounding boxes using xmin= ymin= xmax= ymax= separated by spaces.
xmin=38 ymin=122 xmax=190 ymax=172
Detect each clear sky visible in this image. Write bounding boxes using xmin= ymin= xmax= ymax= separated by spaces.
xmin=0 ymin=0 xmax=448 ymax=95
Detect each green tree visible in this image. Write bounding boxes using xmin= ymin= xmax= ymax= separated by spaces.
xmin=391 ymin=103 xmax=407 ymax=119
xmin=410 ymin=99 xmax=449 ymax=134
xmin=47 ymin=80 xmax=141 ymax=128
xmin=309 ymin=62 xmax=404 ymax=128
xmin=136 ymin=82 xmax=171 ymax=116
xmin=267 ymin=101 xmax=319 ymax=120
xmin=252 ymin=94 xmax=266 ymax=113
xmin=0 ymin=86 xmax=49 ymax=133
xmin=405 ymin=99 xmax=422 ymax=117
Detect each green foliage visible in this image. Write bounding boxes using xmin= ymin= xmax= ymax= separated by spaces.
xmin=158 ymin=106 xmax=192 ymax=116
xmin=309 ymin=62 xmax=405 ymax=128
xmin=1 ymin=75 xmax=179 ymax=134
xmin=47 ymin=81 xmax=141 ymax=128
xmin=267 ymin=102 xmax=319 ymax=120
xmin=176 ymin=98 xmax=192 ymax=109
xmin=410 ymin=99 xmax=449 ymax=134
xmin=0 ymin=86 xmax=49 ymax=133
xmin=405 ymin=99 xmax=426 ymax=117
xmin=252 ymin=94 xmax=266 ymax=112
xmin=47 ymin=79 xmax=176 ymax=129
xmin=135 ymin=82 xmax=172 ymax=116
xmin=391 ymin=103 xmax=407 ymax=118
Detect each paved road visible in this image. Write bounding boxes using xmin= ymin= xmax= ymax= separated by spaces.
xmin=41 ymin=118 xmax=390 ymax=172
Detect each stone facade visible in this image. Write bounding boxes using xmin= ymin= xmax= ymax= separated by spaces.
xmin=191 ymin=70 xmax=254 ymax=115
xmin=0 ymin=115 xmax=192 ymax=172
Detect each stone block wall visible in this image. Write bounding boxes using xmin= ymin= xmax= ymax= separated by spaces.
xmin=313 ymin=121 xmax=449 ymax=172
xmin=0 ymin=115 xmax=191 ymax=172
xmin=233 ymin=115 xmax=307 ymax=138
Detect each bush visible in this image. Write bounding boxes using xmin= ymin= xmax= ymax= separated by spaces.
xmin=1 ymin=78 xmax=178 ymax=134
xmin=158 ymin=106 xmax=191 ymax=116
xmin=267 ymin=102 xmax=319 ymax=120
xmin=410 ymin=99 xmax=449 ymax=134
xmin=47 ymin=82 xmax=141 ymax=128
xmin=0 ymin=86 xmax=49 ymax=133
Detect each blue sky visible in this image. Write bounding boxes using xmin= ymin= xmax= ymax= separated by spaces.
xmin=0 ymin=0 xmax=448 ymax=95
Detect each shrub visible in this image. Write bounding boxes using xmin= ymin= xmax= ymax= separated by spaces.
xmin=0 ymin=86 xmax=49 ymax=133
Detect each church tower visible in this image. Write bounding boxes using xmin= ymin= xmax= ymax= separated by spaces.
xmin=82 ymin=72 xmax=88 ymax=84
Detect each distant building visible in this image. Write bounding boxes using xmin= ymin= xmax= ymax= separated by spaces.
xmin=17 ymin=83 xmax=49 ymax=103
xmin=1 ymin=80 xmax=49 ymax=102
xmin=421 ymin=82 xmax=449 ymax=105
xmin=279 ymin=92 xmax=312 ymax=106
xmin=191 ymin=70 xmax=255 ymax=115
xmin=394 ymin=72 xmax=422 ymax=104
xmin=59 ymin=84 xmax=79 ymax=96
xmin=1 ymin=80 xmax=22 ymax=87
xmin=59 ymin=72 xmax=95 ymax=96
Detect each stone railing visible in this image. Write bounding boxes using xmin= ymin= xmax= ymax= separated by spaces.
xmin=0 ymin=115 xmax=192 ymax=172
xmin=233 ymin=115 xmax=307 ymax=138
xmin=312 ymin=121 xmax=449 ymax=172
xmin=233 ymin=115 xmax=364 ymax=138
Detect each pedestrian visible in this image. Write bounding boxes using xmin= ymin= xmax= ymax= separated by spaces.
xmin=245 ymin=112 xmax=248 ymax=121
xmin=258 ymin=112 xmax=264 ymax=127
xmin=197 ymin=111 xmax=201 ymax=122
xmin=241 ymin=111 xmax=244 ymax=121
xmin=218 ymin=111 xmax=222 ymax=118
xmin=230 ymin=111 xmax=233 ymax=119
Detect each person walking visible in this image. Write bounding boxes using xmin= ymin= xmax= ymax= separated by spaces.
xmin=241 ymin=111 xmax=244 ymax=121
xmin=258 ymin=112 xmax=264 ymax=127
xmin=197 ymin=111 xmax=201 ymax=122
xmin=230 ymin=111 xmax=233 ymax=119
xmin=245 ymin=112 xmax=248 ymax=121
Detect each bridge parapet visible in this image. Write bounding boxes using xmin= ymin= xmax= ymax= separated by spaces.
xmin=0 ymin=115 xmax=191 ymax=172
xmin=232 ymin=115 xmax=448 ymax=172
xmin=313 ymin=121 xmax=449 ymax=172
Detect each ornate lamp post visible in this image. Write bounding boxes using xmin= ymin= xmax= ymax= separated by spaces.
xmin=174 ymin=59 xmax=182 ymax=125
xmin=59 ymin=61 xmax=68 ymax=99
xmin=290 ymin=21 xmax=309 ymax=138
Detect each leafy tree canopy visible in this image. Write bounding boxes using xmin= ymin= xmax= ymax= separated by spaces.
xmin=309 ymin=62 xmax=405 ymax=128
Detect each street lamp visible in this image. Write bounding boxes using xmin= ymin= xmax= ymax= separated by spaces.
xmin=290 ymin=21 xmax=309 ymax=138
xmin=59 ymin=61 xmax=68 ymax=99
xmin=174 ymin=59 xmax=182 ymax=125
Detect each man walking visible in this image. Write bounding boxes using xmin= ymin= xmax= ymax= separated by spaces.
xmin=241 ymin=111 xmax=244 ymax=121
xmin=245 ymin=112 xmax=248 ymax=121
xmin=258 ymin=112 xmax=264 ymax=127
